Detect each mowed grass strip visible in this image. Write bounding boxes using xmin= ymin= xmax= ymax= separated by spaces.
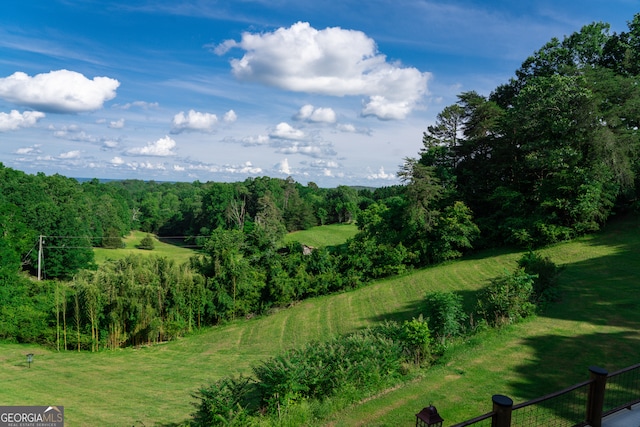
xmin=0 ymin=216 xmax=638 ymax=426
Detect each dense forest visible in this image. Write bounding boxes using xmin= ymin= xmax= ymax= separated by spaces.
xmin=1 ymin=14 xmax=639 ymax=351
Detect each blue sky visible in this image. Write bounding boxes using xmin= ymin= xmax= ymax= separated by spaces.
xmin=0 ymin=1 xmax=637 ymax=187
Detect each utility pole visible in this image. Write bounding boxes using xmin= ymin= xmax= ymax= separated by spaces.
xmin=38 ymin=235 xmax=43 ymax=281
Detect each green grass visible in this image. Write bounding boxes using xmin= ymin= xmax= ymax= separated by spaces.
xmin=93 ymin=231 xmax=197 ymax=265
xmin=1 ymin=216 xmax=639 ymax=426
xmin=94 ymin=224 xmax=357 ymax=266
xmin=283 ymin=223 xmax=359 ymax=247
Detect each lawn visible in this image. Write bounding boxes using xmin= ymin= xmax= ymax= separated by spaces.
xmin=1 ymin=216 xmax=638 ymax=426
xmin=93 ymin=230 xmax=197 ymax=265
xmin=283 ymin=223 xmax=359 ymax=247
xmin=93 ymin=224 xmax=358 ymax=266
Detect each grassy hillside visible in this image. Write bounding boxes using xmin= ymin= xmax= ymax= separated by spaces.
xmin=283 ymin=223 xmax=359 ymax=247
xmin=93 ymin=230 xmax=197 ymax=264
xmin=94 ymin=224 xmax=358 ymax=266
xmin=1 ymin=216 xmax=638 ymax=426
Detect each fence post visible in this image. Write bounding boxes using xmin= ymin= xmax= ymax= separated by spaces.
xmin=492 ymin=394 xmax=513 ymax=427
xmin=586 ymin=366 xmax=608 ymax=427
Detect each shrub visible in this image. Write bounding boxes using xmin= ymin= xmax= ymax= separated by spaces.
xmin=252 ymin=328 xmax=406 ymax=414
xmin=191 ymin=375 xmax=255 ymax=427
xmin=401 ymin=316 xmax=432 ymax=365
xmin=424 ymin=291 xmax=467 ymax=345
xmin=137 ymin=234 xmax=155 ymax=250
xmin=476 ymin=268 xmax=536 ymax=326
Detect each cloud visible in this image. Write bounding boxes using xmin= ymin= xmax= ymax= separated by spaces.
xmin=217 ymin=22 xmax=430 ymax=120
xmin=111 ymin=156 xmax=124 ymax=165
xmin=308 ymin=159 xmax=339 ymax=169
xmin=102 ymin=140 xmax=120 ymax=149
xmin=238 ymin=134 xmax=270 ymax=146
xmin=224 ymin=161 xmax=261 ymax=174
xmin=51 ymin=125 xmax=98 ymax=143
xmin=0 ymin=110 xmax=45 ymax=131
xmin=128 ymin=161 xmax=167 ymax=170
xmin=0 ymin=70 xmax=120 ymax=113
xmin=295 ymin=104 xmax=336 ymax=123
xmin=187 ymin=160 xmax=261 ymax=174
xmin=127 ymin=135 xmax=177 ymax=156
xmin=361 ymin=95 xmax=415 ymax=121
xmin=15 ymin=144 xmax=41 ymax=155
xmin=277 ymin=143 xmax=325 ymax=158
xmin=277 ymin=158 xmax=291 ymax=174
xmin=171 ymin=109 xmax=218 ymax=133
xmin=113 ymin=101 xmax=159 ymax=110
xmin=59 ymin=150 xmax=81 ymax=159
xmin=367 ymin=166 xmax=396 ymax=180
xmin=270 ymin=122 xmax=306 ymax=140
xmin=223 ymin=110 xmax=237 ymax=123
xmin=336 ymin=123 xmax=356 ymax=133
xmin=109 ymin=118 xmax=125 ymax=129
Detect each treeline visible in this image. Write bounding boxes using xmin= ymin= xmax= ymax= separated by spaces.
xmin=0 ymin=166 xmax=367 ymax=281
xmin=419 ymin=16 xmax=640 ymax=246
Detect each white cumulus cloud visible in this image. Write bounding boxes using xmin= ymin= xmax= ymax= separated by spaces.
xmin=367 ymin=166 xmax=396 ymax=180
xmin=127 ymin=136 xmax=177 ymax=156
xmin=109 ymin=118 xmax=125 ymax=129
xmin=217 ymin=22 xmax=430 ymax=120
xmin=0 ymin=70 xmax=120 ymax=113
xmin=172 ymin=109 xmax=218 ymax=133
xmin=223 ymin=110 xmax=237 ymax=123
xmin=0 ymin=110 xmax=45 ymax=131
xmin=239 ymin=134 xmax=270 ymax=146
xmin=295 ymin=104 xmax=336 ymax=123
xmin=270 ymin=122 xmax=306 ymax=140
xmin=277 ymin=158 xmax=291 ymax=174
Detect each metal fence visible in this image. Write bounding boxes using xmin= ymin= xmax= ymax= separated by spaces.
xmin=603 ymin=362 xmax=640 ymax=416
xmin=510 ymin=380 xmax=591 ymax=427
xmin=447 ymin=363 xmax=640 ymax=427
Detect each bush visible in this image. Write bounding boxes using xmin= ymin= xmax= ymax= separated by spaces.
xmin=137 ymin=234 xmax=155 ymax=250
xmin=401 ymin=316 xmax=432 ymax=365
xmin=476 ymin=268 xmax=536 ymax=326
xmin=424 ymin=291 xmax=467 ymax=345
xmin=191 ymin=375 xmax=255 ymax=427
xmin=252 ymin=328 xmax=406 ymax=414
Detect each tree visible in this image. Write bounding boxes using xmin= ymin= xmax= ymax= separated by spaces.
xmin=325 ymin=186 xmax=359 ymax=223
xmin=422 ymin=103 xmax=466 ymax=184
xmin=397 ymin=158 xmax=442 ymax=232
xmin=193 ymin=229 xmax=263 ymax=321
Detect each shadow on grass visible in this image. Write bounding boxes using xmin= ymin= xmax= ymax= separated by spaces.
xmin=501 ymin=215 xmax=640 ymax=421
xmin=367 ymin=286 xmax=487 ymax=328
